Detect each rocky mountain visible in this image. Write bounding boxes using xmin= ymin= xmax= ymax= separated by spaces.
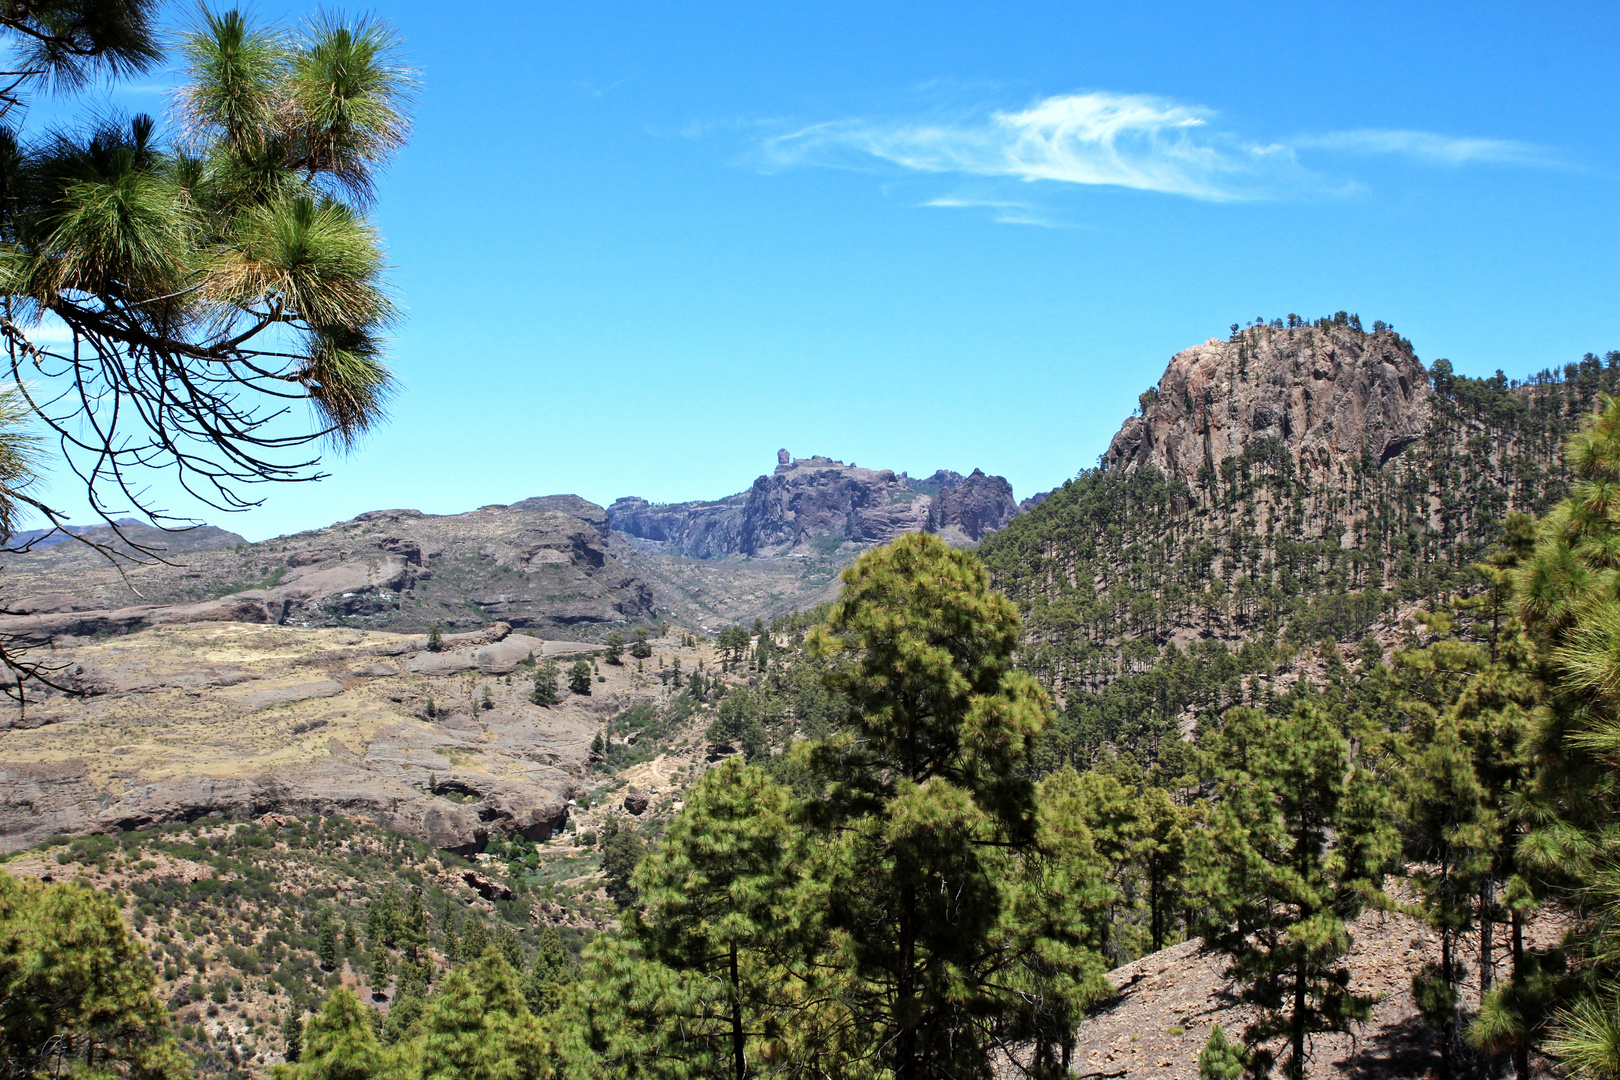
xmin=609 ymin=449 xmax=1020 ymax=558
xmin=979 ymin=313 xmax=1612 ymax=754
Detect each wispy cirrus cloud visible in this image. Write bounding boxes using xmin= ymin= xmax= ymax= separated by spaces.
xmin=751 ymin=90 xmax=1559 ymax=222
xmin=921 ymin=196 xmax=1060 ymax=228
xmin=762 ymin=92 xmax=1302 ymax=203
xmin=1293 ymin=128 xmax=1557 ymax=167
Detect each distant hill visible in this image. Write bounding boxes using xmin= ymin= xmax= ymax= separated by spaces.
xmin=609 ymin=451 xmax=1021 ymax=558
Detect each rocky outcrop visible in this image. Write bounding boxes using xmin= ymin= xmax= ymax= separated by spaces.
xmin=610 ymin=452 xmax=1022 ymax=558
xmin=605 ymin=496 xmax=747 ymax=559
xmin=1102 ymin=324 xmax=1431 ymax=483
xmin=929 ymin=469 xmax=1019 ymax=545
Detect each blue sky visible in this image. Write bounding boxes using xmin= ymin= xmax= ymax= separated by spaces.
xmin=19 ymin=1 xmax=1620 ymax=540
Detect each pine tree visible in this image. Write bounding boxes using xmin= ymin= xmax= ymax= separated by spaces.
xmin=803 ymin=533 xmax=1054 ymax=1079
xmin=1199 ymin=703 xmax=1397 ymax=1079
xmin=283 ymin=988 xmax=385 ymax=1080
xmin=418 ymin=952 xmax=543 ymax=1080
xmin=369 ymin=949 xmax=391 ymax=995
xmin=521 ymin=926 xmax=572 ymax=1015
xmin=630 ymin=627 xmax=653 ymax=660
xmin=605 ymin=631 xmax=624 ymax=665
xmin=401 ymin=889 xmax=428 ymax=964
xmin=459 ymin=916 xmax=489 ymax=961
xmin=632 ymin=758 xmax=807 ymax=1079
xmin=317 ymin=917 xmax=339 ymax=971
xmin=1200 ymin=1024 xmax=1248 ymax=1080
xmin=1137 ymin=785 xmax=1193 ymax=954
xmin=532 ymin=661 xmax=560 ymax=707
xmin=568 ymin=660 xmax=593 ymax=696
xmin=1497 ymin=396 xmax=1620 ymax=1079
xmin=0 ymin=873 xmax=191 ymax=1079
xmin=282 ymin=1011 xmax=304 ymax=1063
xmin=601 ymin=829 xmax=646 ymax=909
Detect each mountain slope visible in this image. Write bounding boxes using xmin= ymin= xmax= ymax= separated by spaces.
xmin=979 ymin=315 xmax=1616 ymax=760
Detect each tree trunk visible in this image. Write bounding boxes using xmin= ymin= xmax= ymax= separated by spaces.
xmin=1479 ymin=875 xmax=1495 ymax=1003
xmin=1440 ymin=928 xmax=1455 ymax=1080
xmin=898 ymin=881 xmax=917 ymax=1080
xmin=1512 ymin=909 xmax=1529 ymax=1080
xmin=730 ymin=940 xmax=746 ymax=1080
xmin=1292 ymin=956 xmax=1307 ymax=1080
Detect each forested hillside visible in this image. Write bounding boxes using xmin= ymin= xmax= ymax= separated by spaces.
xmin=980 ymin=315 xmax=1620 ymax=769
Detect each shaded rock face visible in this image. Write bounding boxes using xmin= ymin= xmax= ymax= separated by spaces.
xmin=930 ymin=470 xmax=1019 ymax=545
xmin=610 ymin=454 xmax=1021 ymax=558
xmin=1102 ymin=325 xmax=1431 ymax=483
xmin=605 ymin=496 xmax=747 ymax=560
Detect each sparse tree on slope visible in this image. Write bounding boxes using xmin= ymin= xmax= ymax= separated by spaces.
xmin=1199 ymin=703 xmax=1396 ymax=1079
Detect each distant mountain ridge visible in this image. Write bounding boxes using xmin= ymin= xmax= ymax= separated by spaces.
xmin=609 ymin=450 xmax=1021 ymax=558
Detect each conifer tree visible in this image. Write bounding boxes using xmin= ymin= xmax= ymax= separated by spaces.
xmin=418 ymin=952 xmax=543 ymax=1080
xmin=631 ymin=758 xmax=809 ymax=1079
xmin=601 ymin=829 xmax=646 ymax=909
xmin=532 ymin=661 xmax=561 ymax=707
xmin=1502 ymin=395 xmax=1620 ymax=1078
xmin=568 ymin=660 xmax=593 ymax=696
xmin=277 ymin=988 xmax=385 ymax=1080
xmin=803 ymin=532 xmax=1054 ymax=1079
xmin=317 ymin=917 xmax=339 ymax=971
xmin=1138 ymin=785 xmax=1193 ymax=954
xmin=0 ymin=873 xmax=189 ymax=1079
xmin=522 ymin=926 xmax=572 ymax=1015
xmin=1200 ymin=1024 xmax=1248 ymax=1080
xmin=282 ymin=1011 xmax=304 ymax=1063
xmin=605 ymin=631 xmax=625 ymax=665
xmin=1199 ymin=703 xmax=1396 ymax=1079
xmin=402 ymin=889 xmax=429 ymax=964
xmin=630 ymin=627 xmax=654 ymax=660
xmin=369 ymin=949 xmax=391 ymax=994
xmin=459 ymin=916 xmax=489 ymax=962
xmin=1002 ymin=767 xmax=1125 ymax=1073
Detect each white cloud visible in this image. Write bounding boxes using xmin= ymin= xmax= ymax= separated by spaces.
xmin=1296 ymin=128 xmax=1556 ymax=167
xmin=921 ymin=196 xmax=1060 ymax=227
xmin=754 ymin=91 xmax=1559 ymax=221
xmin=761 ymin=92 xmax=1308 ymax=202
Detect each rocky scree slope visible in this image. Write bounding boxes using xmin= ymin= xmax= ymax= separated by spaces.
xmin=981 ymin=318 xmax=1612 ymax=703
xmin=609 ymin=450 xmax=1020 ymax=558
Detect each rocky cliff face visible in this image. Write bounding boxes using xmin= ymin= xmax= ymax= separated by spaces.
xmin=1102 ymin=324 xmax=1432 ymax=482
xmin=610 ymin=451 xmax=1021 ymax=558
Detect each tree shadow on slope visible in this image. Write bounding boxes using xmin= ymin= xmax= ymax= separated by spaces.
xmin=1334 ymin=1014 xmax=1439 ymax=1080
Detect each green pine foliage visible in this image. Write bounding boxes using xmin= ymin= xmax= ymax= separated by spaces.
xmin=1198 ymin=703 xmax=1398 ymax=1079
xmin=0 ymin=872 xmax=190 ymax=1079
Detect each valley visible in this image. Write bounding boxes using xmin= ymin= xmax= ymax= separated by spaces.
xmin=6 ymin=317 xmax=1618 ymax=1079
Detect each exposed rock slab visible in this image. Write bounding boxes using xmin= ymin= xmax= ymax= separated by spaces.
xmin=0 ymin=497 xmax=657 ymax=638
xmin=0 ymin=621 xmax=667 ymax=855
